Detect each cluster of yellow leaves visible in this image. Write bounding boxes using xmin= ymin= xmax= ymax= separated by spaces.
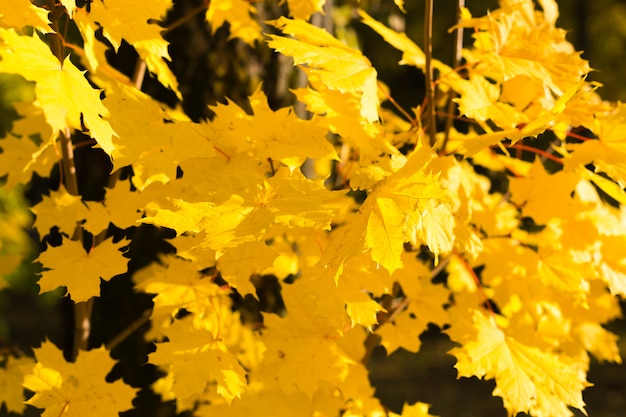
xmin=0 ymin=1 xmax=625 ymax=417
xmin=21 ymin=342 xmax=136 ymax=417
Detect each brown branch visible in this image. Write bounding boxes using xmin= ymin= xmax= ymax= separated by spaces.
xmin=424 ymin=0 xmax=437 ymax=147
xmin=161 ymin=3 xmax=208 ymax=35
xmin=505 ymin=143 xmax=564 ymax=165
xmin=106 ymin=309 xmax=153 ymax=351
xmin=441 ymin=0 xmax=465 ymax=153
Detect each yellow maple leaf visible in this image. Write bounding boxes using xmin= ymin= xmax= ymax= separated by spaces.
xmin=268 ymin=16 xmax=379 ymax=123
xmin=217 ymin=242 xmax=278 ymax=295
xmin=291 ymin=81 xmax=389 ymax=159
xmin=459 ymin=0 xmax=589 ymax=96
xmin=448 ymin=310 xmax=590 ymax=417
xmin=377 ymin=254 xmax=449 ymax=353
xmin=31 ymin=188 xmax=89 ymax=236
xmin=257 ymin=282 xmax=350 ymax=398
xmin=358 ymin=10 xmax=425 ymax=68
xmin=389 ymin=402 xmax=438 ymax=417
xmin=206 ymin=0 xmax=261 ymax=45
xmin=103 ymin=84 xmax=217 ymax=185
xmin=150 ymin=316 xmax=248 ymax=409
xmin=286 ymin=0 xmax=325 ymax=20
xmin=133 ymin=254 xmax=222 ymax=317
xmin=508 ymin=159 xmax=581 ymax=224
xmin=0 ymin=29 xmax=115 ymax=155
xmin=37 ymin=238 xmax=128 ymax=302
xmin=244 ymin=87 xmax=338 ymax=171
xmin=564 ymin=102 xmax=626 ymax=188
xmin=23 ymin=341 xmax=136 ymax=417
xmin=0 ymin=134 xmax=54 ymax=191
xmin=0 ymin=355 xmax=34 ymax=413
xmin=0 ymin=1 xmax=50 ymax=32
xmin=364 ymin=147 xmax=449 ymax=273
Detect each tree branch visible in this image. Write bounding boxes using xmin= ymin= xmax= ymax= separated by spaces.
xmin=424 ymin=0 xmax=437 ymax=147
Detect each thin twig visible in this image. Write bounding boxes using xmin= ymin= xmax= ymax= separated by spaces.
xmin=59 ymin=128 xmax=79 ymax=195
xmin=45 ymin=0 xmax=65 ymax=64
xmin=71 ymin=300 xmax=94 ymax=360
xmin=106 ymin=309 xmax=153 ymax=351
xmin=132 ymin=59 xmax=147 ymax=90
xmin=424 ymin=0 xmax=437 ymax=147
xmin=505 ymin=143 xmax=564 ymax=165
xmin=161 ymin=3 xmax=208 ymax=35
xmin=46 ymin=1 xmax=94 ymax=361
xmin=441 ymin=0 xmax=465 ymax=153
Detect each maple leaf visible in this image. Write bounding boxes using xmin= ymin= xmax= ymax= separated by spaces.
xmin=0 ymin=1 xmax=50 ymax=32
xmin=0 ymin=355 xmax=34 ymax=413
xmin=358 ymin=10 xmax=426 ymax=69
xmin=257 ymin=282 xmax=350 ymax=398
xmin=286 ymin=0 xmax=325 ymax=20
xmin=564 ymin=102 xmax=626 ymax=188
xmin=0 ymin=29 xmax=115 ymax=154
xmin=84 ymin=0 xmax=180 ymax=96
xmin=243 ymin=87 xmax=339 ymax=171
xmin=0 ymin=134 xmax=55 ymax=191
xmin=389 ymin=402 xmax=438 ymax=417
xmin=377 ymin=254 xmax=449 ymax=353
xmin=217 ymin=241 xmax=278 ymax=295
xmin=268 ymin=16 xmax=379 ymax=123
xmin=103 ymin=84 xmax=216 ymax=183
xmin=448 ymin=310 xmax=590 ymax=417
xmin=291 ymin=81 xmax=390 ymax=159
xmin=133 ymin=254 xmax=222 ymax=317
xmin=508 ymin=159 xmax=580 ymax=224
xmin=458 ymin=0 xmax=589 ymax=96
xmin=31 ymin=188 xmax=90 ymax=236
xmin=363 ymin=147 xmax=449 ymax=273
xmin=23 ymin=342 xmax=136 ymax=417
xmin=150 ymin=316 xmax=248 ymax=409
xmin=206 ymin=0 xmax=261 ymax=45
xmin=37 ymin=238 xmax=128 ymax=302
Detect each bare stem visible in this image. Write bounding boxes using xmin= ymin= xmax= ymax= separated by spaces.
xmin=132 ymin=59 xmax=147 ymax=90
xmin=106 ymin=309 xmax=153 ymax=351
xmin=46 ymin=1 xmax=94 ymax=360
xmin=71 ymin=300 xmax=94 ymax=360
xmin=161 ymin=3 xmax=208 ymax=35
xmin=45 ymin=0 xmax=65 ymax=63
xmin=58 ymin=129 xmax=79 ymax=195
xmin=424 ymin=0 xmax=437 ymax=147
xmin=441 ymin=0 xmax=465 ymax=153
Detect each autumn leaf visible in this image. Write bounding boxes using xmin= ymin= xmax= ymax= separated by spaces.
xmin=268 ymin=16 xmax=379 ymax=123
xmin=85 ymin=0 xmax=180 ymax=96
xmin=37 ymin=238 xmax=128 ymax=302
xmin=364 ymin=147 xmax=449 ymax=273
xmin=286 ymin=0 xmax=325 ymax=20
xmin=0 ymin=1 xmax=50 ymax=32
xmin=448 ymin=310 xmax=590 ymax=417
xmin=0 ymin=29 xmax=115 ymax=155
xmin=23 ymin=341 xmax=136 ymax=417
xmin=133 ymin=254 xmax=222 ymax=317
xmin=0 ymin=134 xmax=55 ymax=191
xmin=0 ymin=355 xmax=34 ymax=413
xmin=256 ymin=282 xmax=350 ymax=398
xmin=206 ymin=0 xmax=261 ymax=45
xmin=150 ymin=315 xmax=248 ymax=409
